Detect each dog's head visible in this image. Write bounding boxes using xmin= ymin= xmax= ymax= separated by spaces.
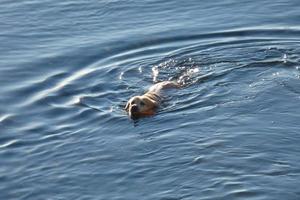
xmin=125 ymin=95 xmax=158 ymax=119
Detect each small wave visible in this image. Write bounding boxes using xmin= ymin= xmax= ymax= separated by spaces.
xmin=0 ymin=139 xmax=19 ymax=149
xmin=151 ymin=57 xmax=201 ymax=86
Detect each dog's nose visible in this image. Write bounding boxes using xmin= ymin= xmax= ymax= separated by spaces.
xmin=131 ymin=105 xmax=138 ymax=113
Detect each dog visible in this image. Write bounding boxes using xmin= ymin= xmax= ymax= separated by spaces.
xmin=125 ymin=81 xmax=179 ymax=119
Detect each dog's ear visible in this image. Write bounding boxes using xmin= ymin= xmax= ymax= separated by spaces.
xmin=125 ymin=101 xmax=130 ymax=111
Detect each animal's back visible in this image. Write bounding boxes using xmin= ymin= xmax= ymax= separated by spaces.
xmin=148 ymin=81 xmax=179 ymax=95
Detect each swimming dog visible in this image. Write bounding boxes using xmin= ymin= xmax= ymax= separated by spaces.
xmin=125 ymin=81 xmax=179 ymax=119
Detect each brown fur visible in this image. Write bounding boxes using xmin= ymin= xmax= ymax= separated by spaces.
xmin=125 ymin=81 xmax=179 ymax=119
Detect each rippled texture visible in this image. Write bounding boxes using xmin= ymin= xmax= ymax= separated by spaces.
xmin=1 ymin=0 xmax=300 ymax=199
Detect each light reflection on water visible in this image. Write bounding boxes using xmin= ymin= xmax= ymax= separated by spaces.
xmin=1 ymin=0 xmax=300 ymax=200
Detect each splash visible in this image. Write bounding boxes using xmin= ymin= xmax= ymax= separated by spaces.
xmin=178 ymin=67 xmax=200 ymax=85
xmin=119 ymin=71 xmax=124 ymax=80
xmin=152 ymin=57 xmax=200 ymax=86
xmin=282 ymin=53 xmax=288 ymax=63
xmin=152 ymin=65 xmax=159 ymax=82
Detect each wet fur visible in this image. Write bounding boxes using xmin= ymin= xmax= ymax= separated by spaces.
xmin=125 ymin=81 xmax=179 ymax=118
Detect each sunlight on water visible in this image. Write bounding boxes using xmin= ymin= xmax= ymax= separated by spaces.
xmin=0 ymin=139 xmax=18 ymax=149
xmin=119 ymin=71 xmax=124 ymax=80
xmin=0 ymin=114 xmax=11 ymax=123
xmin=25 ymin=68 xmax=95 ymax=105
xmin=152 ymin=65 xmax=159 ymax=82
xmin=282 ymin=53 xmax=288 ymax=63
xmin=138 ymin=66 xmax=143 ymax=73
xmin=178 ymin=66 xmax=200 ymax=85
xmin=1 ymin=0 xmax=300 ymax=200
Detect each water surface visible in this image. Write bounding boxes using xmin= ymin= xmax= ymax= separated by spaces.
xmin=1 ymin=0 xmax=300 ymax=199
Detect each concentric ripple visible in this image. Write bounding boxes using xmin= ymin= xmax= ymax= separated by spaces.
xmin=1 ymin=27 xmax=300 ymax=199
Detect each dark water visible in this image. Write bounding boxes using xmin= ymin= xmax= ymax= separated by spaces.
xmin=1 ymin=0 xmax=300 ymax=199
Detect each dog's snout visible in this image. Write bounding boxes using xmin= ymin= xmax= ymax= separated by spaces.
xmin=131 ymin=105 xmax=139 ymax=113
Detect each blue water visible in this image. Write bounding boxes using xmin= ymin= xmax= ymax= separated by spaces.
xmin=1 ymin=0 xmax=300 ymax=199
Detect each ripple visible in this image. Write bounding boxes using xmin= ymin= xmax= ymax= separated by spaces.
xmin=0 ymin=139 xmax=18 ymax=149
xmin=25 ymin=67 xmax=95 ymax=106
xmin=0 ymin=114 xmax=12 ymax=123
xmin=2 ymin=21 xmax=300 ymax=200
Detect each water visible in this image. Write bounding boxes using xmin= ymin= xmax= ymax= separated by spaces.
xmin=1 ymin=0 xmax=300 ymax=199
